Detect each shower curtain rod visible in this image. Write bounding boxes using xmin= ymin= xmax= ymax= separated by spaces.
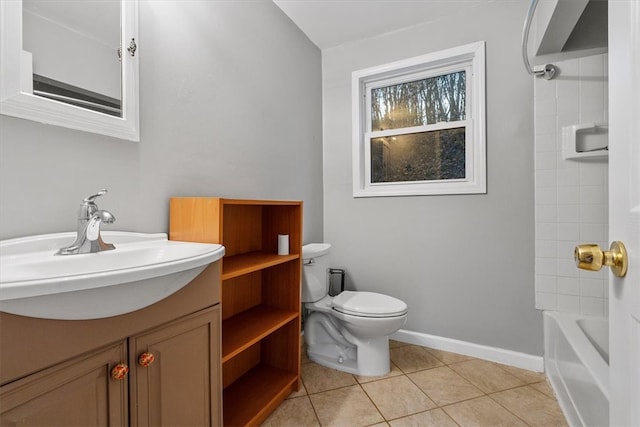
xmin=522 ymin=0 xmax=557 ymax=80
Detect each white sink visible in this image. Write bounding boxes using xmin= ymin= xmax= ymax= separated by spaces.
xmin=0 ymin=231 xmax=224 ymax=320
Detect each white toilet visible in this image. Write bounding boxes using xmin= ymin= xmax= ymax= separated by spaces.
xmin=302 ymin=243 xmax=408 ymax=376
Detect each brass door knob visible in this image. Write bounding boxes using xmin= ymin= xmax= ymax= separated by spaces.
xmin=575 ymin=241 xmax=628 ymax=277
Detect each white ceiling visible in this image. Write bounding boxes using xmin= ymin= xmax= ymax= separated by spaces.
xmin=272 ymin=0 xmax=491 ymax=50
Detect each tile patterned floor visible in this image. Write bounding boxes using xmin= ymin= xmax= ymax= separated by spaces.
xmin=261 ymin=340 xmax=568 ymax=427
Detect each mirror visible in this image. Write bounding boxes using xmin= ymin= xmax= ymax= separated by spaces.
xmin=0 ymin=0 xmax=139 ymax=141
xmin=23 ymin=0 xmax=122 ymax=117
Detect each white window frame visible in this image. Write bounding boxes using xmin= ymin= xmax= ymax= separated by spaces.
xmin=352 ymin=41 xmax=486 ymax=197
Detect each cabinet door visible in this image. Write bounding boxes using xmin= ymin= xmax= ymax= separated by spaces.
xmin=0 ymin=341 xmax=128 ymax=426
xmin=130 ymin=306 xmax=221 ymax=427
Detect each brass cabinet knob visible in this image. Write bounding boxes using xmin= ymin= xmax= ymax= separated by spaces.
xmin=138 ymin=352 xmax=155 ymax=367
xmin=575 ymin=241 xmax=628 ymax=278
xmin=111 ymin=363 xmax=129 ymax=380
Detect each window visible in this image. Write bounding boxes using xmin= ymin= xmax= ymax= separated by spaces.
xmin=352 ymin=42 xmax=486 ymax=197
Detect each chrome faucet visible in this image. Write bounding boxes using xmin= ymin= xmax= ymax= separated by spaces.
xmin=56 ymin=189 xmax=116 ymax=255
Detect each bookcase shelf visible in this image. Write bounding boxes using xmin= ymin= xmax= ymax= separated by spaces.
xmin=222 ymin=252 xmax=299 ymax=280
xmin=223 ymin=365 xmax=297 ymax=427
xmin=222 ymin=305 xmax=298 ymax=362
xmin=170 ymin=197 xmax=302 ymax=426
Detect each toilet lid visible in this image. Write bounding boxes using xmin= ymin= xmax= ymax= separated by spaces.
xmin=332 ymin=291 xmax=407 ymax=318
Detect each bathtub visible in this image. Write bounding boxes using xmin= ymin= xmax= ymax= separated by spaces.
xmin=544 ymin=311 xmax=609 ymax=427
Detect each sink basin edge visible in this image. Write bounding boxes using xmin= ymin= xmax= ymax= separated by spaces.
xmin=0 ymin=231 xmax=225 ymax=319
xmin=0 ymin=267 xmax=208 ymax=320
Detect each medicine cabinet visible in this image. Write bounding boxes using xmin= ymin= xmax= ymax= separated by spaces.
xmin=0 ymin=0 xmax=139 ymax=141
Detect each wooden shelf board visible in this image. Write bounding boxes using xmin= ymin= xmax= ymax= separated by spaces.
xmin=223 ymin=365 xmax=297 ymax=427
xmin=221 ymin=199 xmax=302 ymax=206
xmin=222 ymin=305 xmax=298 ymax=363
xmin=222 ymin=252 xmax=299 ymax=280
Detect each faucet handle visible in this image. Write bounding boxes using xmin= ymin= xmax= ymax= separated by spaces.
xmin=79 ymin=189 xmax=108 ymax=219
xmin=83 ymin=189 xmax=108 ymax=203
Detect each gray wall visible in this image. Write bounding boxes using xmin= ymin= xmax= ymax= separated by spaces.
xmin=322 ymin=2 xmax=543 ymax=355
xmin=0 ymin=0 xmax=323 ymax=243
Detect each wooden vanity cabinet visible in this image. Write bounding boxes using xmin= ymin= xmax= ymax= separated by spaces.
xmin=130 ymin=308 xmax=220 ymax=427
xmin=0 ymin=263 xmax=222 ymax=427
xmin=170 ymin=198 xmax=302 ymax=426
xmin=0 ymin=341 xmax=129 ymax=426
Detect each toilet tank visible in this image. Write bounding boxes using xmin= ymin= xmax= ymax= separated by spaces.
xmin=301 ymin=243 xmax=331 ymax=303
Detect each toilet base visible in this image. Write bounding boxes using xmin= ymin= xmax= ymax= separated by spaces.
xmin=307 ymin=343 xmax=359 ymax=374
xmin=304 ymin=311 xmax=391 ymax=376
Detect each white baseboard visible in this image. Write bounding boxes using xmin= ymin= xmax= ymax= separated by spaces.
xmin=391 ymin=329 xmax=544 ymax=373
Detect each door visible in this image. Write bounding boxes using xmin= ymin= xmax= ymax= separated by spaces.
xmin=0 ymin=341 xmax=128 ymax=426
xmin=609 ymin=2 xmax=640 ymax=426
xmin=129 ymin=306 xmax=221 ymax=427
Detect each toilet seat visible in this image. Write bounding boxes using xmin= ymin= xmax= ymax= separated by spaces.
xmin=332 ymin=291 xmax=407 ymax=318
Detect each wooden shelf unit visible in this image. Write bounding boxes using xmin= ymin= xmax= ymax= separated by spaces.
xmin=223 ymin=365 xmax=297 ymax=427
xmin=170 ymin=198 xmax=302 ymax=426
xmin=222 ymin=252 xmax=299 ymax=280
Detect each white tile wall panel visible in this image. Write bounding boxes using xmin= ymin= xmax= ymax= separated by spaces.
xmin=534 ymin=53 xmax=609 ymax=316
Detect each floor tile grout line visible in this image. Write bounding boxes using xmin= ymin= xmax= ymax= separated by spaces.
xmin=403 ymin=367 xmax=484 ymax=410
xmin=483 ymin=381 xmax=559 ymax=399
xmin=439 ymin=394 xmax=535 ymax=427
xmin=304 ymin=381 xmax=360 ymax=396
xmin=355 ymin=379 xmax=387 ymax=425
xmin=318 ymin=366 xmax=475 ymax=424
xmin=483 ymin=392 xmax=534 ymax=427
xmin=374 ymin=374 xmax=545 ymax=421
xmin=300 ymin=370 xmax=559 ymax=426
xmin=299 ymin=372 xmax=557 ymax=427
xmin=484 ymin=383 xmax=563 ymax=427
xmin=298 ymin=342 xmax=565 ymax=427
xmin=298 ymin=370 xmax=323 ymax=426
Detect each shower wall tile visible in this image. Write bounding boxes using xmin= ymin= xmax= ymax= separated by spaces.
xmin=536 ymin=170 xmax=556 ymax=187
xmin=536 ymin=115 xmax=557 ymax=135
xmin=556 ymin=168 xmax=580 ymax=186
xmin=557 ymin=277 xmax=580 ymax=295
xmin=557 ymin=223 xmax=579 ymax=241
xmin=536 ymin=134 xmax=557 ymax=152
xmin=557 ymin=294 xmax=580 ymax=313
xmin=535 ymin=95 xmax=557 ymax=117
xmin=536 ymin=187 xmax=557 ymax=205
xmin=535 ymin=292 xmax=557 ymax=310
xmin=557 ymin=204 xmax=580 ymax=223
xmin=536 ymin=258 xmax=557 ymax=276
xmin=536 ymin=205 xmax=557 ymax=223
xmin=580 ymin=204 xmax=606 ymax=224
xmin=536 ymin=222 xmax=557 ymax=240
xmin=580 ymin=278 xmax=604 ymax=298
xmin=537 ymin=275 xmax=557 ymax=293
xmin=557 ymin=186 xmax=580 ymax=205
xmin=557 ymin=241 xmax=576 ymax=259
xmin=557 ymin=260 xmax=579 ymax=278
xmin=534 ymin=54 xmax=609 ymax=317
xmin=536 ymin=151 xmax=557 ymax=170
xmin=535 ymin=239 xmax=557 ymax=258
xmin=580 ymin=223 xmax=606 ymax=242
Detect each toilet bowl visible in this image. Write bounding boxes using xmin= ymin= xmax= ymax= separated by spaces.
xmin=302 ymin=243 xmax=408 ymax=376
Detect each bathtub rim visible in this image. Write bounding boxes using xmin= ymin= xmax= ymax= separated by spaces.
xmin=544 ymin=310 xmax=609 ymax=399
xmin=544 ymin=310 xmax=610 ymax=427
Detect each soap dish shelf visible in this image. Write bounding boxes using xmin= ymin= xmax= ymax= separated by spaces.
xmin=562 ymin=123 xmax=608 ymax=161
